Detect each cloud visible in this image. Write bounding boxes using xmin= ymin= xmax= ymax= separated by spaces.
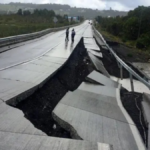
xmin=101 ymin=0 xmax=150 ymax=9
xmin=1 ymin=0 xmax=150 ymax=11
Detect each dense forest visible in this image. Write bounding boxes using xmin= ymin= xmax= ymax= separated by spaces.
xmin=96 ymin=6 xmax=150 ymax=50
xmin=0 ymin=3 xmax=127 ymax=18
xmin=0 ymin=9 xmax=82 ymax=38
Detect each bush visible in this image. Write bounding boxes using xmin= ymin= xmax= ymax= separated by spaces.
xmin=127 ymin=53 xmax=133 ymax=57
xmin=123 ymin=17 xmax=139 ymax=40
xmin=122 ymin=36 xmax=127 ymax=42
xmin=136 ymin=33 xmax=150 ymax=49
xmin=0 ymin=9 xmax=77 ymax=38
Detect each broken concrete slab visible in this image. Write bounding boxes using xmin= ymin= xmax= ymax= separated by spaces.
xmin=142 ymin=93 xmax=150 ymax=126
xmin=88 ymin=52 xmax=110 ymax=78
xmin=53 ymin=76 xmax=145 ymax=150
xmin=59 ymin=90 xmax=127 ymax=123
xmin=2 ymin=84 xmax=38 ymax=106
xmin=0 ymin=54 xmax=67 ymax=104
xmin=94 ymin=32 xmax=106 ymax=46
xmin=87 ymin=70 xmax=118 ymax=88
xmin=0 ymin=131 xmax=112 ymax=150
xmin=68 ymin=89 xmax=118 ymax=105
xmin=101 ymin=45 xmax=109 ymax=50
xmin=84 ymin=38 xmax=97 ymax=45
xmin=79 ymin=82 xmax=117 ymax=98
xmin=142 ymin=93 xmax=150 ymax=149
xmin=0 ymin=78 xmax=36 ymax=93
xmin=84 ymin=43 xmax=100 ymax=51
xmin=0 ymin=22 xmax=116 ymax=150
xmin=0 ymin=68 xmax=42 ymax=84
xmin=0 ymin=22 xmax=89 ymax=103
xmin=0 ymin=102 xmax=45 ymax=136
xmin=53 ymin=103 xmax=144 ymax=150
xmin=88 ymin=49 xmax=103 ymax=58
xmin=0 ymin=78 xmax=38 ymax=105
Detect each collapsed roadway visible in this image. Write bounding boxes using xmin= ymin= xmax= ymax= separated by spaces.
xmin=0 ymin=20 xmax=149 ymax=150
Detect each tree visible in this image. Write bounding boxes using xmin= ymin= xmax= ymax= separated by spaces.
xmin=17 ymin=9 xmax=22 ymax=15
xmin=23 ymin=10 xmax=31 ymax=16
xmin=123 ymin=17 xmax=139 ymax=40
xmin=107 ymin=22 xmax=122 ymax=36
xmin=80 ymin=16 xmax=84 ymax=22
xmin=136 ymin=32 xmax=150 ymax=49
xmin=95 ymin=6 xmax=150 ymax=51
xmin=64 ymin=14 xmax=68 ymax=19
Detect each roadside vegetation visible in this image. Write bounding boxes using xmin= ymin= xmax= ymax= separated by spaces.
xmin=95 ymin=6 xmax=150 ymax=52
xmin=0 ymin=9 xmax=83 ymax=38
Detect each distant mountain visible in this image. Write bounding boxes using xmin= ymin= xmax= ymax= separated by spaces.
xmin=0 ymin=3 xmax=128 ymax=18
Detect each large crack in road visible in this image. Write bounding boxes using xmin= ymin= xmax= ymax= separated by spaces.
xmin=8 ymin=38 xmax=93 ymax=138
xmin=5 ymin=30 xmax=148 ymax=147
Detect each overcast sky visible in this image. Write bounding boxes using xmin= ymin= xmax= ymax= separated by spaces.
xmin=2 ymin=0 xmax=150 ymax=11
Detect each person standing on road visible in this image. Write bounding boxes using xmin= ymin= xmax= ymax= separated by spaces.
xmin=71 ymin=29 xmax=76 ymax=43
xmin=65 ymin=27 xmax=69 ymax=41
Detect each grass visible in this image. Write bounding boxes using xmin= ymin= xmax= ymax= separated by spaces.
xmin=0 ymin=24 xmax=52 ymax=37
xmin=127 ymin=53 xmax=133 ymax=58
xmin=0 ymin=14 xmax=73 ymax=38
xmin=97 ymin=27 xmax=122 ymax=43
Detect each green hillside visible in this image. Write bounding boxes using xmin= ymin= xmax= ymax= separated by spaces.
xmin=0 ymin=3 xmax=127 ymax=18
xmin=96 ymin=6 xmax=150 ymax=51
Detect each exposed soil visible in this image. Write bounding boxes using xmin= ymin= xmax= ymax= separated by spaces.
xmin=9 ymin=38 xmax=93 ymax=138
xmin=120 ymin=89 xmax=148 ymax=147
xmin=102 ymin=35 xmax=150 ymax=63
xmin=94 ymin=37 xmax=147 ymax=80
xmin=101 ymin=48 xmax=130 ymax=78
xmin=112 ymin=44 xmax=150 ymax=63
xmin=95 ymin=38 xmax=133 ymax=78
xmin=56 ymin=39 xmax=93 ymax=91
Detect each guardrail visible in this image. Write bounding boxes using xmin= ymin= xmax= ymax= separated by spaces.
xmin=0 ymin=23 xmax=80 ymax=48
xmin=93 ymin=26 xmax=150 ymax=91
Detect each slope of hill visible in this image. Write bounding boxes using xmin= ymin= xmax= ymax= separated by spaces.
xmin=96 ymin=6 xmax=150 ymax=50
xmin=0 ymin=3 xmax=127 ymax=18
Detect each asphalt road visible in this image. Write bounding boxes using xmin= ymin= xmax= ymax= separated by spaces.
xmin=0 ymin=21 xmax=89 ymax=70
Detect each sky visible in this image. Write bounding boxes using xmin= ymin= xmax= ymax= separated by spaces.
xmin=1 ymin=0 xmax=150 ymax=11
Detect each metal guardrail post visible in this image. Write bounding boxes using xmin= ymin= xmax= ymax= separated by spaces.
xmin=130 ymin=73 xmax=134 ymax=92
xmin=117 ymin=62 xmax=123 ymax=80
xmin=120 ymin=65 xmax=123 ymax=80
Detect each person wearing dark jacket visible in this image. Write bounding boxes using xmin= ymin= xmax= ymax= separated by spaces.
xmin=71 ymin=29 xmax=76 ymax=43
xmin=65 ymin=27 xmax=69 ymax=41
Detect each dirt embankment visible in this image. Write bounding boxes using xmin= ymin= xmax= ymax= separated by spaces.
xmin=102 ymin=34 xmax=150 ymax=63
